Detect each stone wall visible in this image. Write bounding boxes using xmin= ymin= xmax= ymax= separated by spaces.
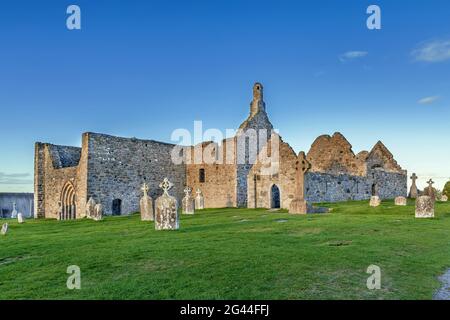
xmin=85 ymin=133 xmax=185 ymax=215
xmin=305 ymin=170 xmax=407 ymax=203
xmin=0 ymin=193 xmax=34 ymax=218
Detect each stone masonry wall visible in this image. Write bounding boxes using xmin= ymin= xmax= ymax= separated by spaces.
xmin=86 ymin=133 xmax=185 ymax=215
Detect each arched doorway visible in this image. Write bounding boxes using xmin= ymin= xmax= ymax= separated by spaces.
xmin=60 ymin=182 xmax=76 ymax=220
xmin=112 ymin=199 xmax=122 ymax=215
xmin=270 ymin=185 xmax=281 ymax=209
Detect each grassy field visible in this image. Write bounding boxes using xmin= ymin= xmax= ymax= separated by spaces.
xmin=1 ymin=200 xmax=450 ymax=300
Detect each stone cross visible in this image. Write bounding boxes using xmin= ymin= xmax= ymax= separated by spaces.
xmin=160 ymin=178 xmax=173 ymax=196
xmin=426 ymin=178 xmax=436 ymax=201
xmin=295 ymin=151 xmax=311 ymax=201
xmin=184 ymin=186 xmax=192 ymax=197
xmin=11 ymin=202 xmax=18 ymax=219
xmin=409 ymin=173 xmax=419 ymax=198
xmin=141 ymin=182 xmax=149 ymax=196
xmin=289 ymin=151 xmax=311 ymax=215
xmin=140 ymin=182 xmax=154 ymax=222
xmin=196 ymin=188 xmax=202 ymax=197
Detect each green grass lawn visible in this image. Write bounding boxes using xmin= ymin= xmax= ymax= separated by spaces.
xmin=1 ymin=200 xmax=450 ymax=300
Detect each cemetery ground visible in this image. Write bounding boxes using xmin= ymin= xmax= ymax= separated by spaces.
xmin=1 ymin=200 xmax=450 ymax=300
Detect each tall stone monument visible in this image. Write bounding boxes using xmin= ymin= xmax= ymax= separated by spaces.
xmin=93 ymin=203 xmax=103 ymax=221
xmin=289 ymin=151 xmax=311 ymax=214
xmin=86 ymin=197 xmax=96 ymax=219
xmin=11 ymin=202 xmax=18 ymax=219
xmin=415 ymin=196 xmax=434 ymax=218
xmin=424 ymin=179 xmax=436 ymax=201
xmin=409 ymin=173 xmax=418 ymax=199
xmin=140 ymin=183 xmax=154 ymax=221
xmin=155 ymin=178 xmax=179 ymax=230
xmin=195 ymin=188 xmax=205 ymax=210
xmin=182 ymin=187 xmax=195 ymax=214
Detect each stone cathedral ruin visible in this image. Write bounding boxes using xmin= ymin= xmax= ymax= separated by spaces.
xmin=34 ymin=83 xmax=407 ymax=219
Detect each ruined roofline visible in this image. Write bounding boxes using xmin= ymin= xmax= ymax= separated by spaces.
xmin=83 ymin=131 xmax=177 ymax=147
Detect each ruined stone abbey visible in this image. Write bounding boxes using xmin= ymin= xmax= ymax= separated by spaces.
xmin=34 ymin=83 xmax=407 ymax=219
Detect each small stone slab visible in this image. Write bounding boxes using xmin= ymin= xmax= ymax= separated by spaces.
xmin=369 ymin=196 xmax=381 ymax=207
xmin=440 ymin=195 xmax=448 ymax=202
xmin=395 ymin=196 xmax=407 ymax=206
xmin=415 ymin=196 xmax=434 ymax=218
xmin=1 ymin=223 xmax=8 ymax=235
xmin=17 ymin=213 xmax=24 ymax=224
xmin=93 ymin=204 xmax=103 ymax=221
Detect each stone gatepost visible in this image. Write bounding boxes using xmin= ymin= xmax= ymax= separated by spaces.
xmin=195 ymin=188 xmax=204 ymax=210
xmin=289 ymin=151 xmax=311 ymax=214
xmin=140 ymin=183 xmax=154 ymax=221
xmin=182 ymin=187 xmax=195 ymax=214
xmin=155 ymin=178 xmax=179 ymax=230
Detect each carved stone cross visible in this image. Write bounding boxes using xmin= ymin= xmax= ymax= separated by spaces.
xmin=410 ymin=173 xmax=417 ymax=183
xmin=141 ymin=183 xmax=149 ymax=196
xmin=427 ymin=179 xmax=434 ymax=189
xmin=295 ymin=151 xmax=311 ymax=201
xmin=184 ymin=186 xmax=192 ymax=197
xmin=160 ymin=178 xmax=173 ymax=195
xmin=196 ymin=188 xmax=202 ymax=196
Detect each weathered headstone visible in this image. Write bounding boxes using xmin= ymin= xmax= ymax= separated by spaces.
xmin=289 ymin=151 xmax=311 ymax=214
xmin=415 ymin=196 xmax=434 ymax=218
xmin=394 ymin=196 xmax=407 ymax=206
xmin=155 ymin=178 xmax=179 ymax=230
xmin=140 ymin=183 xmax=154 ymax=221
xmin=86 ymin=197 xmax=96 ymax=219
xmin=11 ymin=202 xmax=18 ymax=219
xmin=1 ymin=223 xmax=8 ymax=235
xmin=195 ymin=189 xmax=205 ymax=210
xmin=441 ymin=195 xmax=448 ymax=202
xmin=93 ymin=203 xmax=103 ymax=221
xmin=182 ymin=187 xmax=195 ymax=215
xmin=409 ymin=173 xmax=418 ymax=199
xmin=369 ymin=196 xmax=381 ymax=207
xmin=424 ymin=179 xmax=436 ymax=201
xmin=17 ymin=213 xmax=24 ymax=224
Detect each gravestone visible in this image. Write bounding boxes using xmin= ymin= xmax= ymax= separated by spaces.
xmin=182 ymin=187 xmax=195 ymax=215
xmin=370 ymin=196 xmax=381 ymax=207
xmin=415 ymin=196 xmax=434 ymax=218
xmin=140 ymin=183 xmax=154 ymax=221
xmin=86 ymin=197 xmax=96 ymax=219
xmin=195 ymin=189 xmax=205 ymax=210
xmin=154 ymin=178 xmax=179 ymax=230
xmin=424 ymin=179 xmax=436 ymax=201
xmin=93 ymin=203 xmax=103 ymax=221
xmin=441 ymin=195 xmax=448 ymax=202
xmin=17 ymin=213 xmax=24 ymax=224
xmin=1 ymin=223 xmax=8 ymax=235
xmin=289 ymin=151 xmax=311 ymax=214
xmin=409 ymin=173 xmax=418 ymax=199
xmin=11 ymin=202 xmax=18 ymax=219
xmin=395 ymin=196 xmax=407 ymax=206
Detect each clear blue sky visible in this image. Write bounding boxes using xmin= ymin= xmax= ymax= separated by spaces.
xmin=1 ymin=0 xmax=449 ymax=192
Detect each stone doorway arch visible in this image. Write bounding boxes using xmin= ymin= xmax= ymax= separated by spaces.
xmin=270 ymin=185 xmax=281 ymax=209
xmin=112 ymin=199 xmax=122 ymax=215
xmin=60 ymin=182 xmax=76 ymax=220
